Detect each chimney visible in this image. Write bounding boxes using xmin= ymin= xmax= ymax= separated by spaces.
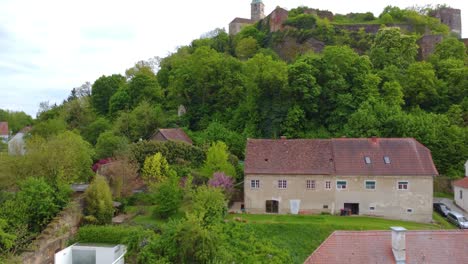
xmin=465 ymin=160 xmax=468 ymax=177
xmin=391 ymin=227 xmax=406 ymax=264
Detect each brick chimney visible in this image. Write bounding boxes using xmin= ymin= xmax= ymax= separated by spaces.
xmin=391 ymin=227 xmax=406 ymax=264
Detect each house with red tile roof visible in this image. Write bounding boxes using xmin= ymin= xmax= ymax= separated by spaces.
xmin=244 ymin=137 xmax=438 ymax=222
xmin=453 ymin=160 xmax=468 ymax=212
xmin=0 ymin=122 xmax=9 ymax=143
xmin=304 ymin=227 xmax=468 ymax=264
xmin=150 ymin=128 xmax=192 ymax=145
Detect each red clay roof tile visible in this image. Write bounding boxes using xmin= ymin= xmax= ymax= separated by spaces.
xmin=245 ymin=139 xmax=333 ymax=175
xmin=155 ymin=128 xmax=192 ymax=145
xmin=454 ymin=177 xmax=468 ymax=189
xmin=305 ymin=230 xmax=468 ymax=264
xmin=245 ymin=138 xmax=438 ymax=176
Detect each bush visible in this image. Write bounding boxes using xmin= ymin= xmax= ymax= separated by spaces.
xmin=191 ymin=186 xmax=227 ymax=226
xmin=84 ymin=175 xmax=113 ymax=224
xmin=153 ymin=177 xmax=183 ymax=219
xmin=129 ymin=140 xmax=205 ymax=169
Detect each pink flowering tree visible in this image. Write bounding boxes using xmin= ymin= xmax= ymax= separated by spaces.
xmin=208 ymin=172 xmax=234 ymax=199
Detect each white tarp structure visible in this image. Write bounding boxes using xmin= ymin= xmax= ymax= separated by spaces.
xmin=290 ymin=199 xmax=301 ymax=214
xmin=55 ymin=243 xmax=126 ymax=264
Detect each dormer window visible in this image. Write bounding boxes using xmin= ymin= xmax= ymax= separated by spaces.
xmin=364 ymin=156 xmax=371 ymax=164
xmin=384 ymin=156 xmax=391 ymax=164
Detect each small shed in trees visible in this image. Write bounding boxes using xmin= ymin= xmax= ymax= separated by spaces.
xmin=150 ymin=128 xmax=192 ymax=145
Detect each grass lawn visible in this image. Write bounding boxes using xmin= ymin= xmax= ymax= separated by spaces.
xmin=226 ymin=213 xmax=454 ymax=263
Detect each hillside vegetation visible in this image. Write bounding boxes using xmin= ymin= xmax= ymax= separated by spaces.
xmin=0 ymin=4 xmax=466 ymax=263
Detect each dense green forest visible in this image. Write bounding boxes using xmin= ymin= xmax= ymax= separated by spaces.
xmin=0 ymin=5 xmax=467 ymax=263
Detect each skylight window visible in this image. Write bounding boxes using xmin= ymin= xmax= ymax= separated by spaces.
xmin=364 ymin=156 xmax=371 ymax=164
xmin=384 ymin=156 xmax=391 ymax=164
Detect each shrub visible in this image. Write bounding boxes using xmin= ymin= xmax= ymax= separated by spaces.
xmin=191 ymin=186 xmax=227 ymax=226
xmin=208 ymin=172 xmax=234 ymax=199
xmin=84 ymin=175 xmax=113 ymax=224
xmin=153 ymin=177 xmax=183 ymax=219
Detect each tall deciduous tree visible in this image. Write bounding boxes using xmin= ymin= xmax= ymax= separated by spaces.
xmin=370 ymin=27 xmax=418 ymax=70
xmin=91 ymin=74 xmax=126 ymax=116
xmin=201 ymin=141 xmax=236 ymax=179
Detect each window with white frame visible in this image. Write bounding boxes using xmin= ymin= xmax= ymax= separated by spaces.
xmin=336 ymin=180 xmax=347 ymax=190
xmin=365 ymin=180 xmax=376 ymax=190
xmin=306 ymin=180 xmax=316 ymax=189
xmin=278 ymin=180 xmax=287 ymax=189
xmin=407 ymin=208 xmax=413 ymax=213
xmin=250 ymin=179 xmax=260 ymax=189
xmin=397 ymin=181 xmax=409 ymax=190
xmin=369 ymin=206 xmax=375 ymax=211
xmin=325 ymin=181 xmax=331 ymax=190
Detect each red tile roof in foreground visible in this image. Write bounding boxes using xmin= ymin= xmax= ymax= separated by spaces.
xmin=245 ymin=138 xmax=439 ymax=176
xmin=0 ymin=122 xmax=8 ymax=136
xmin=304 ymin=230 xmax=468 ymax=264
xmin=155 ymin=128 xmax=192 ymax=145
xmin=454 ymin=177 xmax=468 ymax=189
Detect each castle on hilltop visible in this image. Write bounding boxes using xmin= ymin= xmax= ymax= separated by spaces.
xmin=229 ymin=1 xmax=466 ymax=59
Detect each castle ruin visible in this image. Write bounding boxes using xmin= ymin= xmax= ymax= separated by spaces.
xmin=228 ymin=1 xmax=466 ymax=60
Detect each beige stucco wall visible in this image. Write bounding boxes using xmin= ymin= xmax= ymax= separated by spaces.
xmin=244 ymin=174 xmax=433 ymax=222
xmin=454 ymin=185 xmax=468 ymax=212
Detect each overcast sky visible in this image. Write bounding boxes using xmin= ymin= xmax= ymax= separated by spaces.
xmin=1 ymin=0 xmax=466 ymax=117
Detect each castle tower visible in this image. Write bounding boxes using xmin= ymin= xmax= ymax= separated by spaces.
xmin=430 ymin=8 xmax=462 ymax=38
xmin=251 ymin=0 xmax=265 ymax=21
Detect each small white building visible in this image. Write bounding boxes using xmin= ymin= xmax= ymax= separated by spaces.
xmin=54 ymin=243 xmax=126 ymax=264
xmin=8 ymin=126 xmax=31 ymax=155
xmin=453 ymin=160 xmax=468 ymax=212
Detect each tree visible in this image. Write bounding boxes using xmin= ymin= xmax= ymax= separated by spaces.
xmin=84 ymin=175 xmax=113 ymax=224
xmin=403 ymin=62 xmax=441 ymax=109
xmin=369 ymin=27 xmax=418 ymax=70
xmin=208 ymin=172 xmax=234 ymax=199
xmin=16 ymin=131 xmax=95 ymax=184
xmin=31 ymin=118 xmax=67 ymax=139
xmin=191 ymin=186 xmax=227 ymax=227
xmin=82 ymin=117 xmax=111 ymax=145
xmin=201 ymin=141 xmax=236 ymax=179
xmin=153 ymin=176 xmax=183 ymax=219
xmin=235 ymin=37 xmax=258 ymax=60
xmin=113 ymin=101 xmax=166 ymax=142
xmin=142 ymin=152 xmax=174 ymax=187
xmin=127 ymin=71 xmax=163 ymax=108
xmin=95 ymin=131 xmax=128 ymax=159
xmin=431 ymin=37 xmax=467 ymax=62
xmin=99 ymin=158 xmax=139 ymax=198
xmin=0 ymin=219 xmax=15 ymax=253
xmin=91 ymin=74 xmax=126 ymax=116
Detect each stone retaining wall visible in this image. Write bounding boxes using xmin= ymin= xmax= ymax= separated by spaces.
xmin=20 ymin=199 xmax=83 ymax=264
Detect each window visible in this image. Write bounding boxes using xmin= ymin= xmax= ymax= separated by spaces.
xmin=278 ymin=180 xmax=287 ymax=189
xmin=266 ymin=200 xmax=279 ymax=213
xmin=369 ymin=206 xmax=375 ymax=211
xmin=364 ymin=156 xmax=371 ymax=164
xmin=398 ymin=181 xmax=409 ymax=190
xmin=407 ymin=208 xmax=413 ymax=213
xmin=383 ymin=156 xmax=391 ymax=164
xmin=306 ymin=180 xmax=316 ymax=189
xmin=325 ymin=181 xmax=331 ymax=190
xmin=251 ymin=180 xmax=260 ymax=189
xmin=460 ymin=190 xmax=463 ymax=199
xmin=323 ymin=205 xmax=328 ymax=209
xmin=336 ymin=181 xmax=347 ymax=190
xmin=365 ymin=180 xmax=376 ymax=190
